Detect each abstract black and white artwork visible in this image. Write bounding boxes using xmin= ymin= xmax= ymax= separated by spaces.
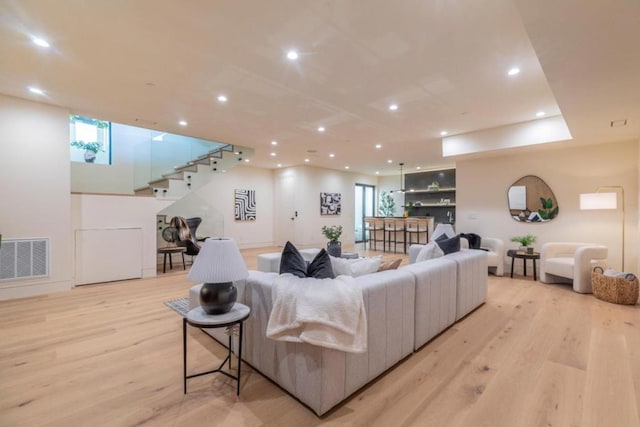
xmin=320 ymin=192 xmax=341 ymax=215
xmin=235 ymin=189 xmax=256 ymax=221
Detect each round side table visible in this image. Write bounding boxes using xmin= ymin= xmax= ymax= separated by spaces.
xmin=507 ymin=249 xmax=541 ymax=280
xmin=183 ymin=303 xmax=250 ymax=395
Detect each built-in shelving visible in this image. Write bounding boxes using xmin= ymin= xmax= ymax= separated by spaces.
xmin=404 ymin=168 xmax=456 ymax=224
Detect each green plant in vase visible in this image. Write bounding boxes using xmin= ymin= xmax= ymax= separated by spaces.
xmin=321 ymin=225 xmax=343 ymax=257
xmin=70 ymin=140 xmax=104 ymax=163
xmin=510 ymin=233 xmax=537 ymax=253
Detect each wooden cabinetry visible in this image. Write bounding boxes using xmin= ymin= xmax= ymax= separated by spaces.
xmin=403 ymin=168 xmax=456 ymax=224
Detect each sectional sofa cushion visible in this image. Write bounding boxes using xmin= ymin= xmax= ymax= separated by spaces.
xmin=415 ymin=241 xmax=444 ymax=262
xmin=330 ymin=255 xmax=382 ymax=277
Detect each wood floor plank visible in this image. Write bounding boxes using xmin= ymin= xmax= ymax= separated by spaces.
xmin=0 ymin=244 xmax=638 ymax=426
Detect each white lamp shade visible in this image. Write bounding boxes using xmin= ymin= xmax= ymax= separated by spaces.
xmin=580 ymin=192 xmax=617 ymax=210
xmin=187 ymin=238 xmax=249 ymax=283
xmin=431 ymin=223 xmax=456 ymax=241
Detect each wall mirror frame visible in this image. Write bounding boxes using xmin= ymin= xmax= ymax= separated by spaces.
xmin=507 ymin=175 xmax=559 ymax=223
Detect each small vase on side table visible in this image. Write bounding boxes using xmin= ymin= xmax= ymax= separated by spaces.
xmin=327 ymin=240 xmax=342 ymax=257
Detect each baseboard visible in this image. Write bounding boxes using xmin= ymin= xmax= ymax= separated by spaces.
xmin=0 ymin=280 xmax=73 ymax=300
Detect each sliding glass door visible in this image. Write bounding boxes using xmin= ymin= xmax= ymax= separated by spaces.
xmin=355 ymin=184 xmax=375 ymax=243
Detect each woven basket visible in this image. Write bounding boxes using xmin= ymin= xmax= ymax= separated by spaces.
xmin=591 ymin=268 xmax=639 ymax=305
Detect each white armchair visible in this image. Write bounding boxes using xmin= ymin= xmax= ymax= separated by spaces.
xmin=540 ymin=243 xmax=608 ymax=293
xmin=480 ymin=237 xmax=505 ymax=277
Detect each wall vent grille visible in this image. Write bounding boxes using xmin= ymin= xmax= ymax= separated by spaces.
xmin=0 ymin=238 xmax=49 ymax=281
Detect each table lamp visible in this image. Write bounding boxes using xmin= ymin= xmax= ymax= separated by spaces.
xmin=187 ymin=238 xmax=249 ymax=314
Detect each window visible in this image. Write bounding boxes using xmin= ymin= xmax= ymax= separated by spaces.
xmin=69 ymin=115 xmax=111 ymax=164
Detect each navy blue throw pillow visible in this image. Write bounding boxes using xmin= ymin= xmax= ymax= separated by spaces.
xmin=436 ymin=235 xmax=461 ymax=255
xmin=435 ymin=232 xmax=451 ymax=242
xmin=279 ymin=242 xmax=334 ymax=279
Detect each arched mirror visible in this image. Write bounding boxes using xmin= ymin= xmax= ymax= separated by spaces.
xmin=507 ymin=175 xmax=559 ymax=222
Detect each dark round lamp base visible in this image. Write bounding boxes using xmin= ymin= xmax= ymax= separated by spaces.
xmin=200 ymin=282 xmax=237 ymax=314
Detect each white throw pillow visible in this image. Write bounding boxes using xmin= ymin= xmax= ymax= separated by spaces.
xmin=330 ymin=255 xmax=383 ymax=277
xmin=415 ymin=241 xmax=444 ymax=263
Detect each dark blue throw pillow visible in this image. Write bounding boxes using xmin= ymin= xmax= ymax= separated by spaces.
xmin=435 ymin=235 xmax=461 ymax=255
xmin=279 ymin=241 xmax=334 ymax=279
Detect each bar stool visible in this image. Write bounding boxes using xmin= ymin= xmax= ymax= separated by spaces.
xmin=405 ymin=218 xmax=429 ymax=250
xmin=364 ymin=217 xmax=384 ymax=251
xmin=384 ymin=218 xmax=405 ymax=253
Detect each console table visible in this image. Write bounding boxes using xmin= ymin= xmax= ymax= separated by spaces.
xmin=183 ymin=303 xmax=250 ymax=395
xmin=507 ymin=249 xmax=541 ymax=280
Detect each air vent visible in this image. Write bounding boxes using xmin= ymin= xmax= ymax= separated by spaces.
xmin=0 ymin=238 xmax=49 ymax=281
xmin=610 ymin=119 xmax=627 ymax=127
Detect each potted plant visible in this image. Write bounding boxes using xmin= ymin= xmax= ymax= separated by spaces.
xmin=321 ymin=225 xmax=343 ymax=257
xmin=510 ymin=233 xmax=536 ymax=254
xmin=70 ymin=140 xmax=103 ymax=163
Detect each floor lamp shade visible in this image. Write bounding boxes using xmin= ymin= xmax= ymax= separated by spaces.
xmin=188 ymin=238 xmax=249 ymax=314
xmin=579 ymin=192 xmax=617 ymax=210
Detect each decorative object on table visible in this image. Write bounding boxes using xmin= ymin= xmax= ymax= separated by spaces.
xmin=508 ymin=175 xmax=559 ymax=223
xmin=320 ymin=192 xmax=342 ymax=215
xmin=378 ymin=191 xmax=396 ymax=217
xmin=510 ymin=233 xmax=536 ymax=253
xmin=580 ymin=186 xmax=624 ymax=270
xmin=404 ymin=201 xmax=414 ymax=217
xmin=321 ymin=225 xmax=343 ymax=257
xmin=234 ymin=189 xmax=256 ymax=221
xmin=591 ymin=266 xmax=638 ymax=305
xmin=70 ymin=140 xmax=104 ymax=163
xmin=187 ymin=238 xmax=249 ymax=314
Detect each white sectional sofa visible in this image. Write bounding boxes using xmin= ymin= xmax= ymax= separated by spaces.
xmin=188 ymin=247 xmax=488 ymax=415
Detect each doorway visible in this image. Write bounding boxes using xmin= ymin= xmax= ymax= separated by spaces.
xmin=355 ymin=184 xmax=375 ymax=243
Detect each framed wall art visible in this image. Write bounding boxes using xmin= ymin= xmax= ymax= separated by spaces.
xmin=320 ymin=192 xmax=341 ymax=215
xmin=235 ymin=189 xmax=256 ymax=221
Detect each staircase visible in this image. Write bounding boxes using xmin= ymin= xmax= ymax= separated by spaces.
xmin=133 ymin=144 xmax=254 ymax=199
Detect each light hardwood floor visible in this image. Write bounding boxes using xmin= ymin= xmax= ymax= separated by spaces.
xmin=1 ymin=245 xmax=639 ymax=426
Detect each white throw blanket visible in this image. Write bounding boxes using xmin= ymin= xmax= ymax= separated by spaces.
xmin=266 ymin=273 xmax=367 ymax=353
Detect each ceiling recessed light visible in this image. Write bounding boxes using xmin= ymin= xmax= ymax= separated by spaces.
xmin=28 ymin=87 xmax=44 ymax=95
xmin=329 ymin=153 xmax=335 ymax=158
xmin=277 ymin=163 xmax=282 ymax=167
xmin=388 ymin=104 xmax=398 ymax=111
xmin=440 ymin=131 xmax=448 ymax=136
xmin=508 ymin=67 xmax=520 ymax=76
xmin=375 ymin=171 xmax=380 ymax=175
xmin=317 ymin=126 xmax=325 ymax=133
xmin=244 ymin=159 xmax=250 ymax=162
xmin=179 ymin=120 xmax=187 ymax=126
xmin=217 ymin=94 xmax=227 ymax=103
xmin=387 ymin=159 xmax=392 ymax=164
xmin=416 ymin=166 xmax=421 ymax=170
xmin=286 ymin=50 xmax=299 ymax=60
xmin=345 ymin=166 xmax=350 ymax=169
xmin=375 ymin=144 xmax=382 ymax=149
xmin=271 ymin=140 xmax=278 ymax=146
xmin=32 ymin=37 xmax=50 ymax=48
xmin=270 ymin=152 xmax=276 ymax=157
xmin=536 ymin=111 xmax=546 ymax=117
xmin=304 ymin=158 xmax=310 ymax=163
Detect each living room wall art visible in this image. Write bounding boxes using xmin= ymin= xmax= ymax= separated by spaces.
xmin=235 ymin=189 xmax=256 ymax=221
xmin=320 ymin=192 xmax=341 ymax=215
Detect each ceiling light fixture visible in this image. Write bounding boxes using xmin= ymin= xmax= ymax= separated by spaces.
xmin=387 ymin=159 xmax=392 ymax=164
xmin=416 ymin=166 xmax=421 ymax=170
xmin=345 ymin=166 xmax=350 ymax=169
xmin=508 ymin=67 xmax=521 ymax=76
xmin=536 ymin=111 xmax=546 ymax=117
xmin=375 ymin=144 xmax=382 ymax=149
xmin=28 ymin=87 xmax=44 ymax=95
xmin=270 ymin=152 xmax=276 ymax=157
xmin=329 ymin=153 xmax=335 ymax=158
xmin=271 ymin=140 xmax=278 ymax=146
xmin=217 ymin=95 xmax=227 ymax=102
xmin=390 ymin=163 xmax=406 ymax=194
xmin=277 ymin=163 xmax=282 ymax=167
xmin=32 ymin=37 xmax=50 ymax=48
xmin=389 ymin=104 xmax=398 ymax=111
xmin=287 ymin=50 xmax=299 ymax=60
xmin=440 ymin=131 xmax=448 ymax=136
xmin=375 ymin=171 xmax=380 ymax=175
xmin=304 ymin=158 xmax=310 ymax=163
xmin=244 ymin=159 xmax=250 ymax=162
xmin=179 ymin=120 xmax=187 ymax=126
xmin=317 ymin=126 xmax=325 ymax=133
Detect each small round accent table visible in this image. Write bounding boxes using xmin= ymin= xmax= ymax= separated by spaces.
xmin=183 ymin=303 xmax=250 ymax=395
xmin=507 ymin=249 xmax=541 ymax=280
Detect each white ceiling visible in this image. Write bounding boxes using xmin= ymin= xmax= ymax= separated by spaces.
xmin=0 ymin=0 xmax=638 ymax=175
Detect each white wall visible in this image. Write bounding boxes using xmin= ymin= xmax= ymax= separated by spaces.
xmin=456 ymin=139 xmax=639 ymax=273
xmin=0 ymin=95 xmax=73 ymax=299
xmin=71 ymin=194 xmax=172 ymax=280
xmin=273 ymin=166 xmax=377 ymax=247
xmin=160 ymin=166 xmax=275 ymax=248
